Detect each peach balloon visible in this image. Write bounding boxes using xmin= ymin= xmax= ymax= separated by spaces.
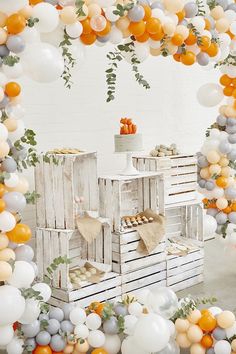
xmin=216 ymin=197 xmax=228 ymax=210
xmin=163 ymin=22 xmax=176 ymax=35
xmin=116 ymin=17 xmax=130 ymax=31
xmin=190 ymin=343 xmax=206 ymax=354
xmin=60 ymin=6 xmax=77 ymax=24
xmin=75 ymin=340 xmax=89 ymax=352
xmin=219 ymin=157 xmax=229 ymax=167
xmin=187 ymin=325 xmax=203 ymax=343
xmin=0 ymin=260 xmax=12 ymax=281
xmin=211 ymin=5 xmax=225 ymax=20
xmin=219 ymin=105 xmax=227 ymax=115
xmin=225 ymin=106 xmax=236 ymax=117
xmin=176 ymin=333 xmax=191 ymax=348
xmin=14 ymin=176 xmax=29 ymax=194
xmin=0 ymin=12 xmax=7 ymax=27
xmin=4 ymin=118 xmax=18 ymax=132
xmin=209 ymin=164 xmax=221 ymax=176
xmin=200 ymin=167 xmax=210 ymax=179
xmin=216 ymin=18 xmax=229 ymax=33
xmin=175 ymin=318 xmax=190 ymax=333
xmin=175 ymin=25 xmax=189 ymax=39
xmin=206 ymin=151 xmax=220 ymax=164
xmin=163 ymin=0 xmax=184 ymax=13
xmin=231 ymin=339 xmax=236 ymax=351
xmin=88 ymin=4 xmax=101 ymax=17
xmin=221 ymin=166 xmax=231 ymax=177
xmin=0 ymin=233 xmax=9 ymax=250
xmin=166 ymin=42 xmax=178 ymax=55
xmin=187 ymin=310 xmax=202 ymax=324
xmin=19 ymin=5 xmax=33 ymax=19
xmin=217 ymin=311 xmax=235 ymax=329
xmin=122 ymin=29 xmax=131 ymax=38
xmin=0 ymin=141 xmax=10 ymax=159
xmin=150 ymin=47 xmax=161 ymax=56
xmin=0 ymin=248 xmax=15 ymax=261
xmin=0 ymin=29 xmax=7 ymax=45
xmin=63 ymin=345 xmax=74 ymax=354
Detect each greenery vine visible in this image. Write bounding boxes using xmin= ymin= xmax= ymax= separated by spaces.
xmin=113 ymin=1 xmax=135 ymax=17
xmin=2 ymin=55 xmax=20 ymax=67
xmin=60 ymin=32 xmax=77 ymax=89
xmin=43 ymin=256 xmax=71 ymax=285
xmin=25 ymin=191 xmax=40 ymax=205
xmin=196 ymin=0 xmax=206 ymax=16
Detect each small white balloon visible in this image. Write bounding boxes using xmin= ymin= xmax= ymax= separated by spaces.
xmin=32 ymin=283 xmax=52 ymax=302
xmin=32 ymin=3 xmax=59 ymax=33
xmin=0 ymin=325 xmax=14 ymax=346
xmin=69 ymin=306 xmax=86 ymax=325
xmin=6 ymin=336 xmax=24 ymax=354
xmin=104 ymin=334 xmax=121 ymax=354
xmin=0 ymin=211 xmax=16 ymax=232
xmin=5 ymin=173 xmax=19 ymax=188
xmin=88 ymin=330 xmax=105 ymax=348
xmin=74 ymin=324 xmax=89 ymax=339
xmin=8 ymin=261 xmax=35 ymax=288
xmin=128 ymin=302 xmax=143 ymax=316
xmin=66 ymin=22 xmax=83 ymax=38
xmin=86 ymin=313 xmax=102 ymax=330
xmin=197 ymin=83 xmax=224 ymax=107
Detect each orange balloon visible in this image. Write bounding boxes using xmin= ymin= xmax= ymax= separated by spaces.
xmin=142 ymin=5 xmax=152 ymax=21
xmin=149 ymin=30 xmax=164 ymax=41
xmin=216 ymin=176 xmax=228 ymax=188
xmin=0 ymin=199 xmax=6 ymax=213
xmin=135 ymin=31 xmax=149 ymax=42
xmin=205 ymin=42 xmax=219 ymax=57
xmin=185 ymin=31 xmax=197 ymax=45
xmin=180 ymin=51 xmax=196 ymax=66
xmin=5 ymin=82 xmax=21 ymax=98
xmin=231 ymin=203 xmax=236 ymax=211
xmin=0 ymin=184 xmax=6 ymax=198
xmin=81 ymin=19 xmax=92 ymax=34
xmin=199 ymin=36 xmax=211 ymax=50
xmin=96 ymin=21 xmax=111 ymax=37
xmin=201 ymin=334 xmax=213 ymax=348
xmin=223 ymin=206 xmax=231 ymax=214
xmin=29 ymin=0 xmax=43 ymax=4
xmin=91 ymin=349 xmax=108 ymax=354
xmin=177 ymin=9 xmax=185 ymax=22
xmin=205 ymin=18 xmax=211 ymax=30
xmin=33 ymin=346 xmax=52 ymax=354
xmin=171 ymin=33 xmax=184 ymax=46
xmin=7 ymin=223 xmax=32 ymax=244
xmin=129 ymin=21 xmax=145 ymax=36
xmin=232 ymin=78 xmax=236 ymax=87
xmin=223 ymin=85 xmax=234 ymax=97
xmin=52 ymin=352 xmax=63 ymax=354
xmin=146 ymin=17 xmax=161 ymax=34
xmin=6 ymin=14 xmax=26 ymax=35
xmin=198 ymin=314 xmax=217 ymax=332
xmin=80 ymin=32 xmax=97 ymax=45
xmin=173 ymin=53 xmax=181 ymax=62
xmin=220 ymin=74 xmax=232 ymax=86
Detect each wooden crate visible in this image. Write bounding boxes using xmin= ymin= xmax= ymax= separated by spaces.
xmin=99 ymin=172 xmax=165 ymax=233
xmin=133 ymin=154 xmax=197 ymax=205
xmin=112 ymin=229 xmax=166 ymax=274
xmin=166 ymin=202 xmax=204 ymax=292
xmin=48 ymin=272 xmax=122 ymax=308
xmin=35 ymin=152 xmax=98 ymax=229
xmin=35 ymin=218 xmax=112 ymax=290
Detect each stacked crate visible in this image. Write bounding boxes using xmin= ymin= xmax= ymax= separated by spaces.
xmin=35 ymin=152 xmax=121 ymax=307
xmin=98 ymin=172 xmax=167 ymax=295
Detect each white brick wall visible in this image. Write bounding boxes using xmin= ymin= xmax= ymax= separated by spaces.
xmin=20 ymin=44 xmax=218 ymax=231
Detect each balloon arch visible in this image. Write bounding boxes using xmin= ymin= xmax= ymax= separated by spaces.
xmin=0 ymin=0 xmax=236 ymax=353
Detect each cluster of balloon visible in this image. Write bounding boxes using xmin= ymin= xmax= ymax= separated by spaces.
xmin=175 ymin=306 xmax=236 ymax=354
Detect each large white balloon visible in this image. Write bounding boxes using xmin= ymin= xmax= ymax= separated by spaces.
xmin=197 ymin=83 xmax=224 ymax=107
xmin=133 ymin=314 xmax=170 ymax=352
xmin=32 ymin=283 xmax=52 ymax=302
xmin=104 ymin=334 xmax=121 ymax=354
xmin=32 ymin=3 xmax=59 ymax=33
xmin=21 ymin=43 xmax=64 ymax=83
xmin=19 ymin=299 xmax=40 ymax=324
xmin=6 ymin=336 xmax=24 ymax=354
xmin=0 ymin=211 xmax=16 ymax=232
xmin=204 ymin=214 xmax=217 ymax=238
xmin=0 ymin=285 xmax=25 ymax=326
xmin=121 ymin=336 xmax=149 ymax=354
xmin=0 ymin=0 xmax=28 ymax=14
xmin=0 ymin=325 xmax=14 ymax=346
xmin=8 ymin=261 xmax=35 ymax=288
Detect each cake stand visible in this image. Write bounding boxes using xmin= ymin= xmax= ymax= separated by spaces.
xmin=119 ymin=151 xmax=141 ymax=176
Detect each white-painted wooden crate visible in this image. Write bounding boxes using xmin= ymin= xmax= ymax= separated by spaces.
xmin=112 ymin=229 xmax=166 ymax=274
xmin=48 ymin=272 xmax=122 ymax=308
xmin=99 ymin=172 xmax=165 ymax=233
xmin=133 ymin=154 xmax=197 ymax=205
xmin=35 ymin=152 xmax=98 ymax=229
xmin=35 ymin=218 xmax=112 ymax=290
xmin=166 ymin=202 xmax=204 ymax=292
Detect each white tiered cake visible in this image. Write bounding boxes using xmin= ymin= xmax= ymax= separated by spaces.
xmin=114 ymin=133 xmax=143 ymax=152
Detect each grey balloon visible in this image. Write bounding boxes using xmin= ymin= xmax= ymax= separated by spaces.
xmin=228 ymin=133 xmax=236 ymax=144
xmin=212 ymin=327 xmax=226 ymax=340
xmin=205 ymin=181 xmax=215 ymax=191
xmin=97 ymin=34 xmax=110 ymax=43
xmin=197 ymin=52 xmax=210 ymax=66
xmin=206 ymin=348 xmax=215 ymax=354
xmin=0 ymin=45 xmax=9 ymax=57
xmin=179 ymin=19 xmax=188 ymax=26
xmin=198 ymin=155 xmax=209 ymax=168
xmin=15 ymin=244 xmax=34 ymax=261
xmin=219 ymin=140 xmax=232 ymax=154
xmin=138 ymin=0 xmax=150 ymax=5
xmin=46 ymin=318 xmax=60 ymax=335
xmin=227 ymin=118 xmax=236 ymax=126
xmin=151 ymin=1 xmax=164 ymax=10
xmin=8 ymin=241 xmax=17 ymax=249
xmin=0 ymin=95 xmax=9 ymax=109
xmin=229 ymin=212 xmax=236 ymax=224
xmin=62 ymin=303 xmax=75 ymax=320
xmin=198 ymin=179 xmax=206 ymax=188
xmin=1 ymin=157 xmax=17 ymax=173
xmin=11 ymin=146 xmax=27 ymax=161
xmin=184 ymin=2 xmax=198 ymax=18
xmin=30 ymin=261 xmax=38 ymax=277
xmin=114 ymin=303 xmax=128 ymax=316
xmin=216 ymin=225 xmax=223 ymax=235
xmin=226 ymin=125 xmax=236 ymax=134
xmin=228 ymin=149 xmax=236 ymax=161
xmin=228 ymin=3 xmax=236 ymax=11
xmin=3 ymin=191 xmax=26 ymax=213
xmin=207 ymin=208 xmax=218 ymax=217
xmin=216 ymin=0 xmax=229 ymax=10
xmin=49 ymin=307 xmax=64 ymax=322
xmin=60 ymin=320 xmax=74 ymax=334
xmin=25 ymin=338 xmax=36 ymax=351
xmin=50 ymin=334 xmax=66 ymax=352
xmin=22 ymin=320 xmax=40 ymax=338
xmin=216 ymin=115 xmax=226 ymax=126
xmin=128 ymin=5 xmax=145 ymax=22
xmin=225 ymin=187 xmax=236 ymax=200
xmin=6 ymin=35 xmax=25 ymax=54
xmin=215 ymin=212 xmax=228 ymax=225
xmin=103 ymin=316 xmax=119 ymax=334
xmin=45 ymin=0 xmax=58 ymax=4
xmin=36 ymin=331 xmax=51 ymax=346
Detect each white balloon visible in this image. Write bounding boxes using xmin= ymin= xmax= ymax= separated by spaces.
xmin=19 ymin=298 xmax=40 ymax=324
xmin=121 ymin=336 xmax=149 ymax=354
xmin=8 ymin=261 xmax=35 ymax=288
xmin=104 ymin=334 xmax=121 ymax=354
xmin=40 ymin=25 xmax=64 ymax=47
xmin=2 ymin=63 xmax=23 ymax=79
xmin=70 ymin=306 xmax=86 ymax=325
xmin=6 ymin=337 xmax=24 ymax=354
xmin=191 ymin=16 xmax=205 ymax=32
xmin=134 ymin=43 xmax=149 ymax=62
xmin=149 ymin=39 xmax=161 ymax=49
xmin=32 ymin=283 xmax=52 ymax=302
xmin=203 ymin=215 xmax=217 ymax=238
xmin=211 ymin=187 xmax=224 ymax=199
xmin=0 ymin=325 xmax=14 ymax=346
xmin=0 ymin=211 xmax=16 ymax=232
xmin=152 ymin=9 xmax=165 ymax=23
xmin=21 ymin=27 xmax=41 ymax=44
xmin=225 ymin=10 xmax=236 ymax=24
xmin=88 ymin=330 xmax=105 ymax=348
xmin=197 ymin=83 xmax=224 ymax=107
xmin=8 ymin=119 xmax=25 ymax=142
xmin=110 ymin=27 xmax=123 ymax=44
xmin=214 ymin=340 xmax=231 ymax=354
xmin=0 ymin=123 xmax=8 ymax=141
xmin=208 ymin=306 xmax=222 ymax=317
xmin=219 ymin=33 xmax=231 ymax=47
xmin=96 ymin=0 xmax=116 ymax=8
xmin=128 ymin=302 xmax=143 ymax=316
xmin=124 ymin=315 xmax=138 ymax=335
xmin=136 ymin=288 xmax=151 ymax=305
xmin=74 ymin=324 xmax=89 ymax=339
xmin=226 ymin=322 xmax=236 ymax=338
xmin=210 ymin=128 xmax=221 ymax=139
xmin=86 ymin=313 xmax=102 ymax=330
xmin=0 ymin=285 xmax=25 ymax=326
xmin=21 ymin=43 xmax=64 ymax=83
xmin=230 ymin=21 xmax=236 ymax=35
xmin=5 ymin=173 xmax=19 ymax=188
xmin=0 ymin=0 xmax=28 ymax=14
xmin=105 ymin=6 xmax=119 ymax=22
xmin=6 ymin=104 xmax=25 ymax=120
xmin=0 ymin=73 xmax=8 ymax=87
xmin=66 ymin=22 xmax=83 ymax=38
xmin=32 ymin=3 xmax=59 ymax=33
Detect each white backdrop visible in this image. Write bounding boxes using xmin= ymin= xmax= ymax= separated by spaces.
xmin=20 ymin=44 xmax=219 ymax=228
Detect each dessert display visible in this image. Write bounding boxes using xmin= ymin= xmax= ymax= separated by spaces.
xmin=114 ymin=118 xmax=143 ymax=153
xmin=150 ymin=143 xmax=179 ymax=157
xmin=121 ymin=215 xmax=154 ymax=229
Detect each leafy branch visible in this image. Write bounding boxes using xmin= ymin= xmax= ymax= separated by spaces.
xmin=27 ymin=17 xmax=39 ymax=28
xmin=2 ymin=55 xmax=20 ymax=67
xmin=25 ymin=191 xmax=40 ymax=205
xmin=113 ymin=1 xmax=135 ymax=16
xmin=207 ymin=0 xmax=217 ymax=10
xmin=196 ymin=0 xmax=206 ymax=16
xmin=21 ymin=288 xmax=43 ymax=302
xmin=215 ymin=54 xmax=236 ymax=68
xmin=43 ymin=152 xmax=59 ymax=165
xmin=43 ymin=256 xmax=71 ymax=285
xmin=160 ymin=35 xmax=170 ymax=57
xmin=59 ymin=32 xmax=77 ymax=89
xmin=75 ymin=0 xmax=86 ymax=17
xmin=188 ymin=23 xmax=202 ymax=46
